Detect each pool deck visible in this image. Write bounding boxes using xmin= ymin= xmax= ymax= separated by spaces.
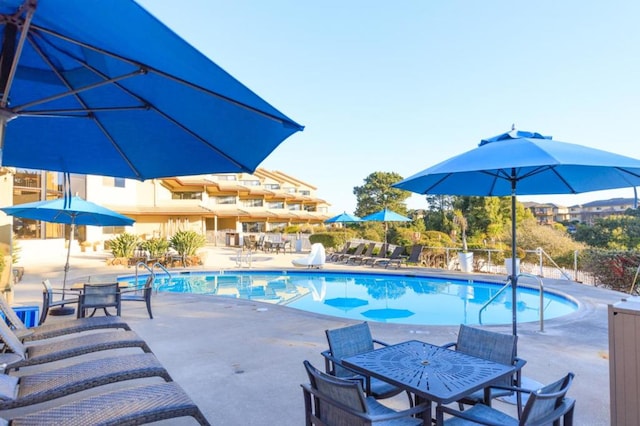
xmin=4 ymin=243 xmax=622 ymax=425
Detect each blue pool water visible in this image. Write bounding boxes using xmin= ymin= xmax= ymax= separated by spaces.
xmin=121 ymin=270 xmax=578 ymax=326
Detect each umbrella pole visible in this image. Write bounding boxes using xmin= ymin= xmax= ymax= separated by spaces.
xmin=49 ymin=221 xmax=75 ymax=316
xmin=510 ymin=176 xmax=518 ymax=339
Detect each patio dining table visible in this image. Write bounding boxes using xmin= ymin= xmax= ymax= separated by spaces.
xmin=342 ymin=339 xmax=516 ymax=424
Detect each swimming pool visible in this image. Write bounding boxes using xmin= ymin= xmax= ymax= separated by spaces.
xmin=121 ymin=270 xmax=578 ymax=326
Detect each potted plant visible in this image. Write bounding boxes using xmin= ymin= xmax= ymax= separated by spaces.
xmin=504 ymin=247 xmax=526 ymax=277
xmin=453 ymin=210 xmax=473 ymax=272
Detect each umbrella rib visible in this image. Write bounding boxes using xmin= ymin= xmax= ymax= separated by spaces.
xmin=29 ymin=23 xmax=303 ymax=130
xmin=18 ymin=105 xmax=149 ymax=117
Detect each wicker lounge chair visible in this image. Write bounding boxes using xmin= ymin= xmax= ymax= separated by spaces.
xmin=302 ymin=360 xmax=429 ymax=426
xmin=322 ymin=322 xmax=409 ymax=402
xmin=442 ymin=325 xmax=526 ymax=415
xmin=0 ymin=294 xmax=130 ymax=342
xmin=0 ymin=317 xmax=151 ymax=372
xmin=0 ymin=353 xmax=171 ymax=410
xmin=120 ymin=275 xmax=154 ymax=319
xmin=437 ymin=372 xmax=575 ymax=426
xmin=3 ymin=382 xmax=210 ymax=425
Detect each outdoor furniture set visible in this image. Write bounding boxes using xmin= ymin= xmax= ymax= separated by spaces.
xmin=327 ymin=242 xmax=426 ymax=269
xmin=303 ymin=322 xmax=575 ymax=425
xmin=0 ymin=294 xmax=210 ymax=425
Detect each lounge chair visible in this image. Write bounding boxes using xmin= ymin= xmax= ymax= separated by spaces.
xmin=437 ymin=372 xmax=575 ymax=426
xmin=386 ymin=244 xmax=423 ymax=269
xmin=0 ymin=294 xmax=130 ymax=342
xmin=302 ymin=360 xmax=429 ymax=426
xmin=328 ymin=242 xmax=351 ymax=262
xmin=371 ymin=245 xmax=405 ymax=268
xmin=39 ymin=279 xmax=79 ymax=325
xmin=292 ymin=243 xmax=326 ymax=268
xmin=321 ymin=322 xmax=410 ymax=403
xmin=337 ymin=242 xmax=365 ymax=263
xmin=120 ymin=275 xmax=154 ymax=319
xmin=360 ymin=244 xmax=388 ymax=266
xmin=2 ymin=382 xmax=210 ymax=425
xmin=0 ymin=316 xmax=151 ymax=372
xmin=442 ymin=324 xmax=526 ymax=415
xmin=346 ymin=243 xmax=375 ymax=264
xmin=0 ymin=353 xmax=171 ymax=410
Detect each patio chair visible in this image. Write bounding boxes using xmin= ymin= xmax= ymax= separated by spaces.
xmin=0 ymin=293 xmax=130 ymax=342
xmin=302 ymin=360 xmax=429 ymax=426
xmin=436 ymin=372 xmax=575 ymax=426
xmin=39 ymin=279 xmax=79 ymax=325
xmin=1 ymin=382 xmax=210 ymax=425
xmin=77 ymin=282 xmax=122 ymax=318
xmin=346 ymin=243 xmax=376 ymax=264
xmin=322 ymin=322 xmax=410 ymax=403
xmin=121 ymin=275 xmax=154 ymax=319
xmin=0 ymin=315 xmax=152 ymax=372
xmin=0 ymin=353 xmax=171 ymax=410
xmin=370 ymin=245 xmax=405 ymax=268
xmin=328 ymin=242 xmax=351 ymax=262
xmin=442 ymin=325 xmax=526 ymax=415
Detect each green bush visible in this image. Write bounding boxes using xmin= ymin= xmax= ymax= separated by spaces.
xmin=309 ymin=233 xmax=343 ymax=250
xmin=140 ymin=238 xmax=171 ymax=258
xmin=109 ymin=233 xmax=140 ymax=258
xmin=170 ymin=230 xmax=206 ymax=257
xmin=581 ymin=249 xmax=640 ymax=293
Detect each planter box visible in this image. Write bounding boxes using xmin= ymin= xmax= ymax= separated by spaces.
xmin=458 ymin=252 xmax=474 ymax=272
xmin=505 ymin=258 xmax=521 ymax=276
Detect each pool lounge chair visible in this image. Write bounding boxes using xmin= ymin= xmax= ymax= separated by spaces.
xmin=0 ymin=317 xmax=151 ymax=372
xmin=292 ymin=243 xmax=326 ymax=268
xmin=0 ymin=353 xmax=171 ymax=410
xmin=2 ymin=382 xmax=210 ymax=425
xmin=348 ymin=242 xmax=376 ymax=265
xmin=361 ymin=244 xmax=389 ymax=266
xmin=370 ymin=245 xmax=405 ymax=268
xmin=386 ymin=244 xmax=423 ymax=269
xmin=0 ymin=293 xmax=130 ymax=342
xmin=328 ymin=242 xmax=351 ymax=262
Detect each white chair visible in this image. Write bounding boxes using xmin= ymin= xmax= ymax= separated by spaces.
xmin=292 ymin=243 xmax=326 ymax=268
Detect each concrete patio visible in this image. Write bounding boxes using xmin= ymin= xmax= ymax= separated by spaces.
xmin=2 ymin=241 xmax=622 ymax=424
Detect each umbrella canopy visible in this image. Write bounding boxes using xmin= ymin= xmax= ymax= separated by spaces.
xmin=0 ymin=1 xmax=303 ymax=179
xmin=361 ymin=208 xmax=411 ymax=249
xmin=394 ymin=127 xmax=640 ymax=337
xmin=324 ymin=212 xmax=361 ymax=224
xmin=1 ymin=196 xmax=134 ymax=297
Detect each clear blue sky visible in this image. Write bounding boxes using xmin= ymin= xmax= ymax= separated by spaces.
xmin=137 ymin=0 xmax=640 ymax=214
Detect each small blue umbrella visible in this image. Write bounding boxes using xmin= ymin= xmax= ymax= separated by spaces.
xmin=361 ymin=208 xmax=411 ymax=248
xmin=325 ymin=212 xmax=361 ymax=224
xmin=1 ymin=196 xmax=135 ymax=307
xmin=394 ymin=127 xmax=640 ymax=337
xmin=324 ymin=297 xmax=369 ymax=312
xmin=0 ymin=1 xmax=303 ymax=178
xmin=361 ymin=308 xmax=414 ymax=322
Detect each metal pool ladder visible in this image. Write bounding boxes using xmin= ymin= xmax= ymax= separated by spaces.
xmin=135 ymin=262 xmax=172 ymax=292
xmin=478 ymin=273 xmax=546 ymax=332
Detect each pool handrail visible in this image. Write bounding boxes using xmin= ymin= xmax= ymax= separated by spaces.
xmin=478 ymin=273 xmax=545 ymax=332
xmin=135 ymin=262 xmax=172 ymax=293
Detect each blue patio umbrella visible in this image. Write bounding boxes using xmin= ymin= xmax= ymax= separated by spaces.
xmin=1 ymin=196 xmax=134 ymax=313
xmin=394 ymin=127 xmax=640 ymax=337
xmin=361 ymin=208 xmax=411 ymax=250
xmin=0 ymin=1 xmax=303 ymax=179
xmin=324 ymin=297 xmax=369 ymax=312
xmin=325 ymin=212 xmax=361 ymax=224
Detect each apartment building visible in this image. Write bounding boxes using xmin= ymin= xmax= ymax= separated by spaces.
xmin=8 ymin=168 xmax=331 ymax=246
xmin=526 ymin=198 xmax=637 ymax=226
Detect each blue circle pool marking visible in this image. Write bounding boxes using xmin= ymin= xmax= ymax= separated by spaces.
xmin=118 ymin=270 xmax=577 ymax=326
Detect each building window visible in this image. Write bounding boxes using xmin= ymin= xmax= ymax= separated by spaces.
xmin=264 ymin=183 xmax=281 ymax=190
xmin=215 ymin=196 xmax=236 ymax=205
xmin=102 ymin=176 xmax=125 ymax=188
xmin=284 ymin=187 xmax=296 ymax=194
xmin=242 ymin=180 xmax=260 ymax=186
xmin=300 ymin=190 xmax=311 ymax=196
xmin=304 ymin=205 xmax=317 ymax=212
xmin=242 ymin=198 xmax=263 ymax=208
xmin=242 ymin=222 xmax=265 ymax=233
xmin=102 ymin=226 xmax=126 ymax=235
xmin=268 ymin=201 xmax=284 ymax=209
xmin=171 ymin=192 xmax=202 ymax=200
xmin=218 ymin=174 xmax=237 ymax=181
xmin=268 ymin=222 xmax=287 ymax=231
xmin=288 ymin=203 xmax=301 ymax=211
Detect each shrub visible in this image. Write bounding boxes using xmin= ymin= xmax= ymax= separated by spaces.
xmin=140 ymin=238 xmax=171 ymax=258
xmin=170 ymin=231 xmax=206 ymax=257
xmin=309 ymin=233 xmax=343 ymax=250
xmin=581 ymin=249 xmax=640 ymax=293
xmin=108 ymin=233 xmax=140 ymax=258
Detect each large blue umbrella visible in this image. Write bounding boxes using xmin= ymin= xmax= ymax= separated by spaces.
xmin=0 ymin=1 xmax=303 ymax=179
xmin=1 ymin=196 xmax=135 ymax=311
xmin=394 ymin=127 xmax=640 ymax=337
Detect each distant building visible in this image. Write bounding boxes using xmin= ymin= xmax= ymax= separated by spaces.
xmin=525 ymin=197 xmax=638 ymax=226
xmin=7 ymin=168 xmax=331 ymax=246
